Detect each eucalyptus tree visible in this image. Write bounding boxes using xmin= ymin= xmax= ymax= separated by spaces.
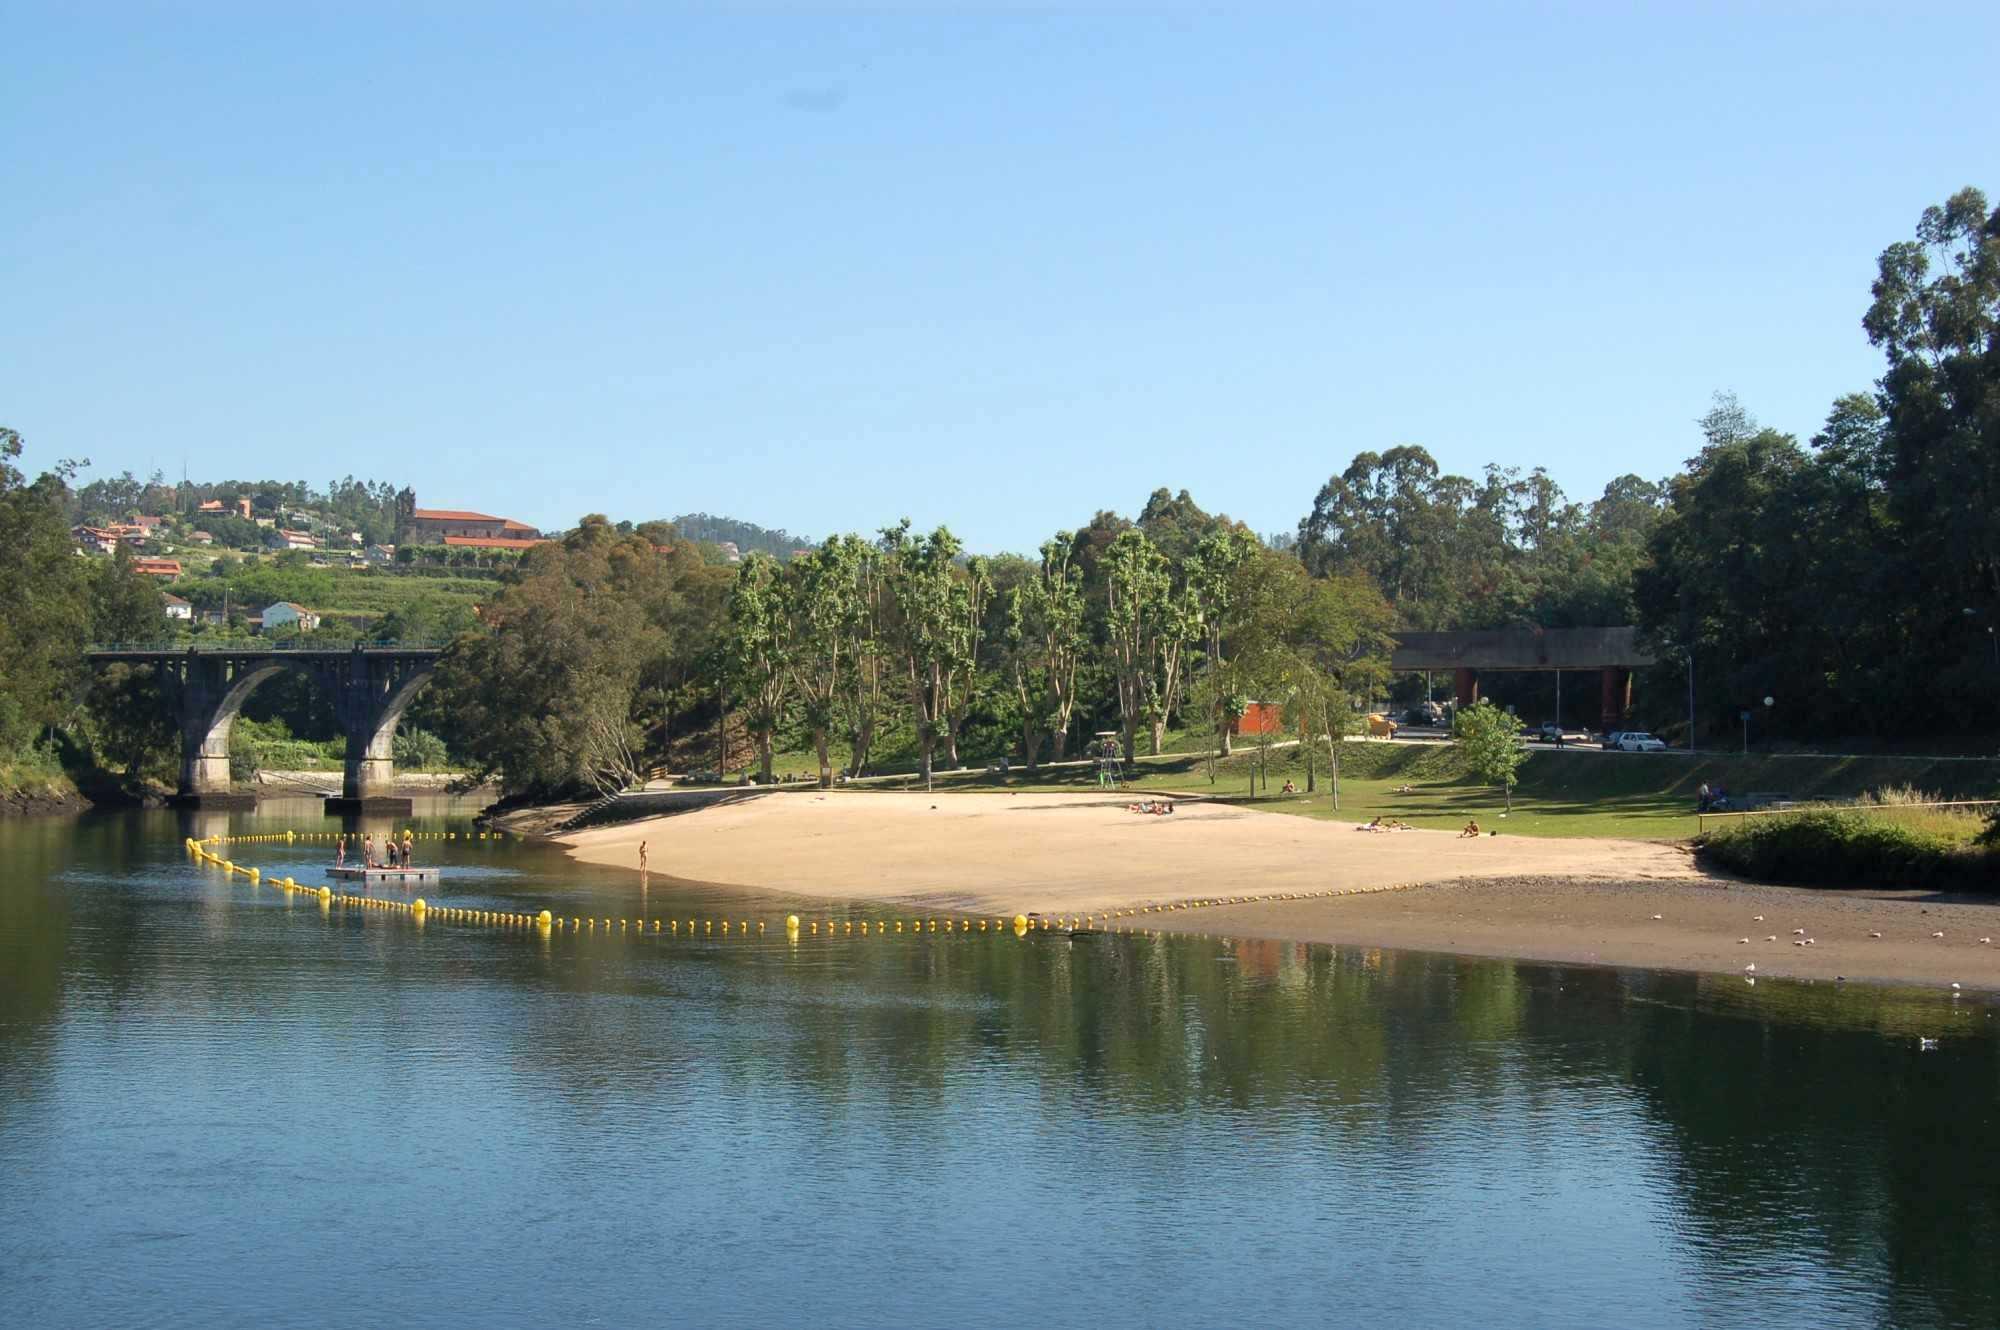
xmin=940 ymin=554 xmax=994 ymax=769
xmin=1187 ymin=526 xmax=1258 ymax=755
xmin=880 ymin=521 xmax=967 ymax=790
xmin=1864 ymin=186 xmax=2000 ymax=705
xmin=829 ymin=533 xmax=891 ymax=777
xmin=723 ymin=551 xmax=793 ymax=783
xmin=1005 ymin=534 xmax=1087 ymax=771
xmin=1103 ymin=528 xmax=1168 ymax=763
xmin=787 ymin=538 xmax=861 ymax=788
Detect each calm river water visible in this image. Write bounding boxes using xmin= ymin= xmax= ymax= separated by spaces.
xmin=2 ymin=800 xmax=1996 ymax=1328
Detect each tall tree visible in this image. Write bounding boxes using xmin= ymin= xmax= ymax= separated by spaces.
xmin=880 ymin=522 xmax=965 ymax=790
xmin=1103 ymin=528 xmax=1168 ymax=763
xmin=1864 ymin=187 xmax=2000 ymax=704
xmin=787 ymin=539 xmax=859 ymax=788
xmin=1005 ymin=534 xmax=1087 ymax=771
xmin=724 ymin=552 xmax=792 ymax=783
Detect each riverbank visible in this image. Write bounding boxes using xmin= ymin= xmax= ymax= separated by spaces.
xmin=559 ymin=789 xmax=2000 ymax=990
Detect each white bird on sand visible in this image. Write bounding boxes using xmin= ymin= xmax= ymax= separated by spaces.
xmin=1753 ymin=915 xmax=1764 ymax=922
xmin=1651 ymin=914 xmax=1663 ymax=921
xmin=1793 ymin=928 xmax=1806 ymax=935
xmin=1766 ymin=935 xmax=1778 ymax=942
xmin=1933 ymin=931 xmax=1945 ymax=939
xmin=1870 ymin=932 xmax=1882 ymax=938
xmin=1744 ymin=964 xmax=1756 ymax=973
xmin=1981 ymin=938 xmax=1992 ymax=945
xmin=1738 ymin=937 xmax=1750 ymax=944
xmin=1918 ymin=1037 xmax=1939 ymax=1051
xmin=1951 ymin=982 xmax=1962 ymax=991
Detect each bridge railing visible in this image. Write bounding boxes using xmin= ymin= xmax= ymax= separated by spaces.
xmin=88 ymin=639 xmax=454 ymax=654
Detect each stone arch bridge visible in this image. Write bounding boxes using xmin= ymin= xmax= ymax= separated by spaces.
xmin=85 ymin=644 xmax=443 ymax=810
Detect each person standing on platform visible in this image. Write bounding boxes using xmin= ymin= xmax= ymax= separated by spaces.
xmin=401 ymin=830 xmax=415 ymax=867
xmin=335 ymin=835 xmax=347 ymax=868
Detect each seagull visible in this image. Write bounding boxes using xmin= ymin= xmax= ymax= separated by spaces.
xmin=1651 ymin=914 xmax=1663 ymax=921
xmin=1753 ymin=915 xmax=1764 ymax=922
xmin=1805 ymin=938 xmax=1815 ymax=946
xmin=1766 ymin=935 xmax=1778 ymax=942
xmin=1738 ymin=937 xmax=1750 ymax=944
xmin=1793 ymin=928 xmax=1806 ymax=935
xmin=1918 ymin=1037 xmax=1939 ymax=1051
xmin=1933 ymin=931 xmax=1945 ymax=939
xmin=1744 ymin=963 xmax=1756 ymax=973
xmin=1870 ymin=932 xmax=1882 ymax=939
xmin=1981 ymin=938 xmax=1992 ymax=945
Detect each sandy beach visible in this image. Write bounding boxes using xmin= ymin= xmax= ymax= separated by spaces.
xmin=559 ymin=789 xmax=2000 ymax=990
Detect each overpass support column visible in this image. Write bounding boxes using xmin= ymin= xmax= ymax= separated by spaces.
xmin=326 ymin=650 xmax=432 ymax=815
xmin=173 ymin=654 xmax=256 ymax=808
xmin=1600 ymin=666 xmax=1631 ymax=734
xmin=1453 ymin=667 xmax=1479 ymax=709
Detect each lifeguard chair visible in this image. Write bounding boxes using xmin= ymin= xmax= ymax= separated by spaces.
xmin=1092 ymin=731 xmax=1125 ymax=789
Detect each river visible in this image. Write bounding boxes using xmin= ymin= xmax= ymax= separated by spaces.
xmin=2 ymin=800 xmax=1995 ymax=1328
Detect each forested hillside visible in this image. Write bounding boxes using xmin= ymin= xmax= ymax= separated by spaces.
xmin=668 ymin=513 xmax=815 ymax=559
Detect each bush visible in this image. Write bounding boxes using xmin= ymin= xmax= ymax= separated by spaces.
xmin=393 ymin=726 xmax=450 ymax=770
xmin=1700 ymin=808 xmax=1998 ymax=893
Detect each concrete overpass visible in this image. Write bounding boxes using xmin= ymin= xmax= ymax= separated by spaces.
xmin=85 ymin=643 xmax=443 ymax=810
xmin=1389 ymin=627 xmax=1656 ymax=732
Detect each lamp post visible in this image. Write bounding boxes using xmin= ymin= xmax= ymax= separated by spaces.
xmin=1742 ymin=695 xmax=1774 ymax=755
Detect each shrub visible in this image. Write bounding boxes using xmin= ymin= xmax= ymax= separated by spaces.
xmin=1700 ymin=808 xmax=1997 ymax=894
xmin=393 ymin=726 xmax=450 ymax=770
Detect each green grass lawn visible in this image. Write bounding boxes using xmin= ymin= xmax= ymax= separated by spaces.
xmin=842 ymin=740 xmax=2000 ymax=842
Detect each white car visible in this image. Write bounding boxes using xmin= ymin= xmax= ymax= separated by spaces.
xmin=1614 ymin=732 xmax=1666 ymax=752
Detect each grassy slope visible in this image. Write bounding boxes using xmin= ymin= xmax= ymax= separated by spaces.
xmin=853 ymin=741 xmax=2000 ymax=842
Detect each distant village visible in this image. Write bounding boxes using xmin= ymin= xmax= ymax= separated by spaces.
xmin=70 ymin=491 xmax=761 ymax=637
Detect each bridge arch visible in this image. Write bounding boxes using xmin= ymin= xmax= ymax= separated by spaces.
xmin=82 ymin=645 xmax=444 ymax=808
xmin=177 ymin=661 xmax=316 ymax=799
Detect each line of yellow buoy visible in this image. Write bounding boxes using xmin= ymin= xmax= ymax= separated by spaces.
xmin=182 ymin=834 xmax=1321 ymax=942
xmin=196 ymin=829 xmax=507 ymax=846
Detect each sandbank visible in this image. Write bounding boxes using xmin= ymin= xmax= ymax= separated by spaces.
xmin=558 ymin=790 xmax=2000 ymax=990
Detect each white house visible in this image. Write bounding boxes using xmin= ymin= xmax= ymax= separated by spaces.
xmin=259 ymin=601 xmax=321 ymax=633
xmin=162 ymin=593 xmax=193 ymax=622
xmin=277 ymin=529 xmax=317 ymax=550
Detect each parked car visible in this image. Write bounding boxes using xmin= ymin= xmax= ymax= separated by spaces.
xmin=1613 ymin=732 xmax=1666 ymax=752
xmin=1532 ymin=723 xmax=1564 ymax=743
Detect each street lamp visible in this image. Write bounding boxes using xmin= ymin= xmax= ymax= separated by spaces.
xmin=1742 ymin=695 xmax=1774 ymax=755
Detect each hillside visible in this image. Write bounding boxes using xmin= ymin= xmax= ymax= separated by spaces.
xmin=668 ymin=513 xmax=814 ymax=560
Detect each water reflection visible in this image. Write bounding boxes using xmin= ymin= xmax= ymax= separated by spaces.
xmin=0 ymin=806 xmax=1994 ymax=1329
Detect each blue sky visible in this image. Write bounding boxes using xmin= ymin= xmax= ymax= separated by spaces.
xmin=4 ymin=4 xmax=1996 ymax=552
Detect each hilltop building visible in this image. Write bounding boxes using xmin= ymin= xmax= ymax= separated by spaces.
xmin=404 ymin=507 xmax=540 ymax=544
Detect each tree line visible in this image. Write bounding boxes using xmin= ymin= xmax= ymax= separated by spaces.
xmin=5 ymin=185 xmax=1995 ymax=798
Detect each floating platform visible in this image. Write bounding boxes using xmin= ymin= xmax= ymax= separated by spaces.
xmin=324 ymin=796 xmax=414 ymax=816
xmin=329 ymin=864 xmax=440 ymax=883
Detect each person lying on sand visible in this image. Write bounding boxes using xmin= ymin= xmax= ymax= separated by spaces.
xmin=1459 ymin=820 xmax=1481 ymax=838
